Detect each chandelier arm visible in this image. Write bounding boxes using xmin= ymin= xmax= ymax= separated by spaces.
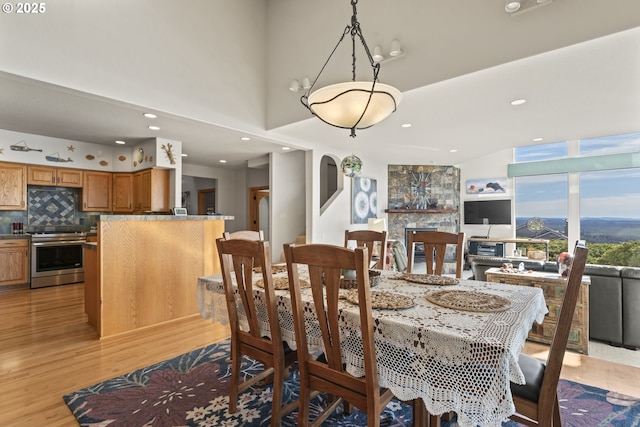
xmin=300 ymin=0 xmax=401 ymax=138
xmin=300 ymin=25 xmax=351 ymax=109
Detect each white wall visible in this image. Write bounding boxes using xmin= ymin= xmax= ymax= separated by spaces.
xmin=271 ymin=150 xmax=305 ymax=262
xmin=182 ymin=163 xmax=247 ymax=232
xmin=308 ymin=149 xmax=389 ymax=246
xmin=458 ymin=147 xmax=515 ymax=240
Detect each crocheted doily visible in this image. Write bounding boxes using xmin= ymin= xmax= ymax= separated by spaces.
xmin=343 ymin=289 xmax=415 ymax=309
xmin=254 ymin=277 xmax=309 ymax=290
xmin=425 ymin=289 xmax=512 ymax=312
xmin=253 ymin=264 xmax=288 ymax=274
xmin=402 ymin=273 xmax=459 ymax=286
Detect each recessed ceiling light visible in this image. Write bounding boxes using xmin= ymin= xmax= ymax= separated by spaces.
xmin=510 ymin=98 xmax=526 ymax=106
xmin=282 ymin=146 xmax=291 ymax=150
xmin=450 ymin=149 xmax=458 ymax=153
xmin=181 ymin=153 xmax=188 ymax=157
xmin=219 ymin=159 xmax=227 ymax=163
xmin=115 ymin=140 xmax=126 ymax=145
xmin=143 ymin=113 xmax=157 ymax=119
xmin=241 ymin=137 xmax=250 ymax=141
xmin=148 ymin=125 xmax=160 ymax=130
xmin=533 ymin=137 xmax=544 ymax=142
xmin=401 ymin=123 xmax=412 ymax=128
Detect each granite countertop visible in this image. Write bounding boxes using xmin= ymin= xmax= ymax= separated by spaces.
xmin=98 ymin=214 xmax=234 ymax=221
xmin=0 ymin=234 xmax=31 ymax=240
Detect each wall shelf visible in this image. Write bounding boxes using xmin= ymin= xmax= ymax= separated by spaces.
xmin=385 ymin=208 xmax=458 ymax=214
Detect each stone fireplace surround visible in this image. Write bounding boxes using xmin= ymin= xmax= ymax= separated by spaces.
xmin=386 ymin=165 xmax=461 ymax=271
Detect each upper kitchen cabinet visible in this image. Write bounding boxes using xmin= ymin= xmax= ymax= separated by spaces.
xmin=27 ymin=166 xmax=83 ymax=188
xmin=82 ymin=171 xmax=113 ymax=211
xmin=0 ymin=162 xmax=27 ymax=210
xmin=133 ymin=168 xmax=170 ymax=213
xmin=112 ymin=173 xmax=133 ymax=213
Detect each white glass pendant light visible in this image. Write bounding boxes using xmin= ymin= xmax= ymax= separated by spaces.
xmin=301 ymin=0 xmax=402 ymax=138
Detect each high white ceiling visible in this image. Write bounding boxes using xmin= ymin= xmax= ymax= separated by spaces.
xmin=0 ymin=1 xmax=638 ymax=169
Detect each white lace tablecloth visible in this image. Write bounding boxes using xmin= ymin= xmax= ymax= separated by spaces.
xmin=196 ymin=269 xmax=547 ymax=427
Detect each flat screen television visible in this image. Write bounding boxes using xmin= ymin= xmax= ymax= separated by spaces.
xmin=464 ymin=199 xmax=512 ymax=225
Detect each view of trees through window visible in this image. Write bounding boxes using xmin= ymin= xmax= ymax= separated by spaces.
xmin=514 ymin=132 xmax=640 ymax=266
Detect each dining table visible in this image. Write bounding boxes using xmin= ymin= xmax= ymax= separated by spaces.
xmin=196 ymin=267 xmax=548 ymax=427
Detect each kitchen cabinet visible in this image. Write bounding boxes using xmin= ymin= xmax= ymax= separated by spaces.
xmin=27 ymin=166 xmax=83 ymax=188
xmin=82 ymin=171 xmax=113 ymax=211
xmin=133 ymin=168 xmax=170 ymax=212
xmin=112 ymin=173 xmax=133 ymax=213
xmin=0 ymin=162 xmax=27 ymax=210
xmin=0 ymin=239 xmax=30 ymax=287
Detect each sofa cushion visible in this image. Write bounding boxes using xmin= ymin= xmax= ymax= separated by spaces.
xmin=622 ymin=268 xmax=640 ymax=348
xmin=588 ymin=267 xmax=623 ymax=345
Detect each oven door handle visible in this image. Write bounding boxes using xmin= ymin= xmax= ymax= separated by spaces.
xmin=32 ymin=241 xmax=86 ymax=246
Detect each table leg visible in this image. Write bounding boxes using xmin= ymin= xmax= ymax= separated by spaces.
xmin=410 ymin=399 xmax=440 ymax=427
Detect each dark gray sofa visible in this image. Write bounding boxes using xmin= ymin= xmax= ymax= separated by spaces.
xmin=471 ymin=256 xmax=639 ymax=350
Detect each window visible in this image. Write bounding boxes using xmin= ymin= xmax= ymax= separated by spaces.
xmin=514 ymin=141 xmax=567 ymax=162
xmin=513 ymin=133 xmax=640 ymax=266
xmin=515 ymin=174 xmax=568 ymax=253
xmin=579 ymin=132 xmax=640 ymax=156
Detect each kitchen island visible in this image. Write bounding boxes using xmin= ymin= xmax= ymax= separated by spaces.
xmin=88 ymin=215 xmax=232 ymax=338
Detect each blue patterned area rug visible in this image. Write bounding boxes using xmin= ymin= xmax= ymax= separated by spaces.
xmin=64 ymin=339 xmax=640 ymax=426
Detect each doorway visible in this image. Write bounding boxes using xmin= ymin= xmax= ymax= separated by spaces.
xmin=249 ymin=186 xmax=269 ymax=241
xmin=197 ymin=188 xmax=216 ymax=214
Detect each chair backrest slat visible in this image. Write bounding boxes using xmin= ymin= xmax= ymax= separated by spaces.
xmin=344 ymin=230 xmax=387 ymax=270
xmin=223 ymin=230 xmax=264 ymax=241
xmin=407 ymin=231 xmax=464 ymax=277
xmin=216 ymin=238 xmax=282 ymax=344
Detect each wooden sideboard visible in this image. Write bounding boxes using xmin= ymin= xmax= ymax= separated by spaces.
xmin=485 ymin=267 xmax=590 ymax=354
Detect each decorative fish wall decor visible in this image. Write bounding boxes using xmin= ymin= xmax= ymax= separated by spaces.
xmin=45 ymin=152 xmax=73 ymax=163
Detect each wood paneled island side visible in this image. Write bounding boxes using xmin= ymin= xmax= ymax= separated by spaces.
xmin=90 ymin=215 xmax=232 ymax=338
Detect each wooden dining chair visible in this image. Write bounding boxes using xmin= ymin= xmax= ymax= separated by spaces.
xmin=216 ymin=238 xmax=298 ymax=427
xmin=344 ymin=229 xmax=388 ymax=269
xmin=509 ymin=241 xmax=589 ymax=427
xmin=223 ymin=229 xmax=264 ymax=240
xmin=283 ymin=243 xmax=396 ymax=427
xmin=406 ymin=230 xmax=465 ymax=277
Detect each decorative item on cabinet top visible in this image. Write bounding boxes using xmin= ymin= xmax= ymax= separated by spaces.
xmin=10 ymin=140 xmax=42 ymax=152
xmin=46 ymin=152 xmax=73 ymax=163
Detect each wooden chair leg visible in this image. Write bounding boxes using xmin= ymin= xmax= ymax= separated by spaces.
xmin=410 ymin=398 xmax=427 ymax=427
xmin=270 ymin=362 xmax=284 ymax=427
xmin=229 ymin=343 xmax=240 ymax=413
xmin=553 ymin=396 xmax=562 ymax=426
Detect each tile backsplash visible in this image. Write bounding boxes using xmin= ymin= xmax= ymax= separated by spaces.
xmin=0 ymin=186 xmax=99 ymax=234
xmin=28 ymin=188 xmax=77 ymax=226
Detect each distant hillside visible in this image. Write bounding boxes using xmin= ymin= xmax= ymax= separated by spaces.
xmin=516 ymin=217 xmax=640 ymax=244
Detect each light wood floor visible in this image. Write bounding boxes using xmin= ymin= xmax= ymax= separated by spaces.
xmin=1 ymin=283 xmax=638 ymax=427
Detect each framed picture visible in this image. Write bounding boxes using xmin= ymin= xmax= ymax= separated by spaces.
xmin=466 ymin=178 xmax=507 ymax=194
xmin=352 ymin=177 xmax=377 ymax=224
xmin=172 ymin=207 xmax=188 ymax=216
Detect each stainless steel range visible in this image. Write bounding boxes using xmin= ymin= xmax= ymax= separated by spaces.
xmin=30 ymin=232 xmax=87 ymax=288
